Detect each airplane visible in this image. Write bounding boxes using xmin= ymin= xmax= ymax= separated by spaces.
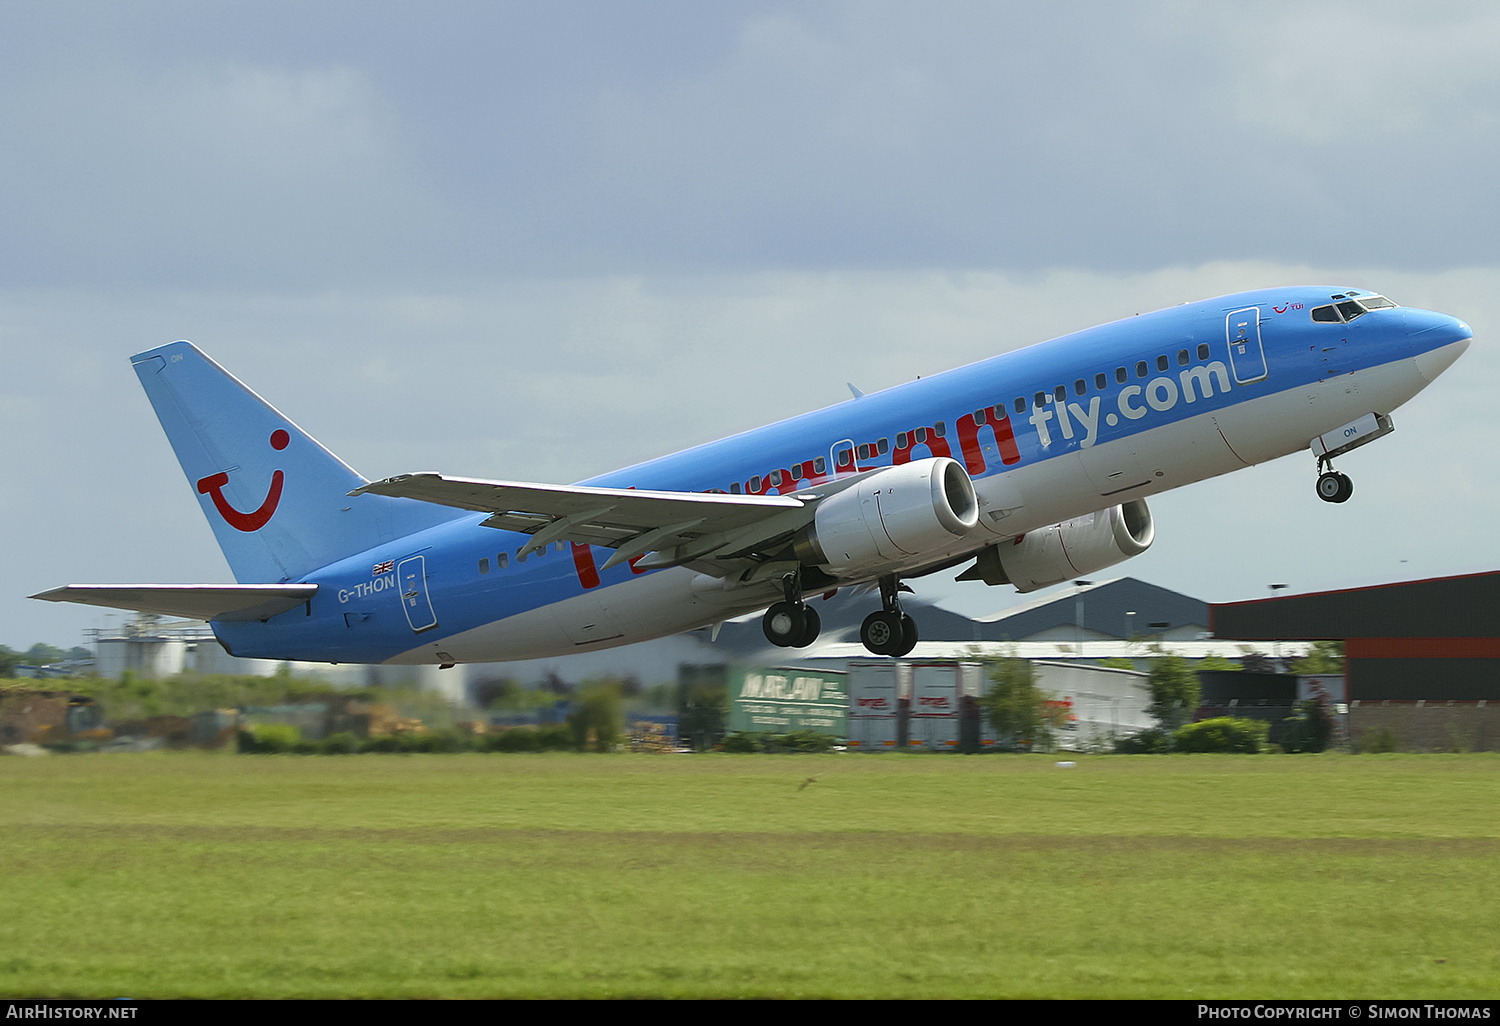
xmin=34 ymin=287 xmax=1472 ymax=666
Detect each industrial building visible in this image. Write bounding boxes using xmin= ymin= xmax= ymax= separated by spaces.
xmin=1211 ymin=571 xmax=1500 ymax=751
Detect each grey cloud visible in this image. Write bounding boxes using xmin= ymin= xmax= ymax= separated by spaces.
xmin=6 ymin=2 xmax=1500 ymax=291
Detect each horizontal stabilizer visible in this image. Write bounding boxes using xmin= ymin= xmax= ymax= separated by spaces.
xmin=31 ymin=584 xmax=318 ymax=622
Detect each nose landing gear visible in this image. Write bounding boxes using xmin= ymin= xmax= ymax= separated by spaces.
xmin=1316 ymin=468 xmax=1353 ymax=503
xmin=1315 ymin=449 xmax=1354 ymax=504
xmin=1310 ymin=413 xmax=1393 ymax=504
xmin=859 ymin=574 xmax=919 ymax=657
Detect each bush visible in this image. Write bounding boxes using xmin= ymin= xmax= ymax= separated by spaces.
xmin=1172 ymin=717 xmax=1268 ymax=754
xmin=319 ymin=731 xmax=362 ymax=754
xmin=238 ymin=723 xmax=302 ymax=754
xmin=482 ymin=727 xmax=541 ymax=752
xmin=1281 ymin=699 xmax=1334 ymax=753
xmin=719 ymin=730 xmax=839 ymax=753
xmin=1114 ymin=727 xmax=1172 ymax=754
xmin=1357 ymin=727 xmax=1399 ymax=754
xmin=772 ymin=730 xmax=838 ymax=753
xmin=721 ymin=731 xmax=760 ymax=753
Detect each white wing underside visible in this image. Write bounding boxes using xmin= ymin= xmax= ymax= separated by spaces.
xmin=349 ymin=473 xmax=824 ymax=574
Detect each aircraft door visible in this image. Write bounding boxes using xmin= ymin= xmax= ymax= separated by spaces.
xmin=1225 ymin=307 xmax=1268 ymax=383
xmin=396 ymin=555 xmax=439 ymax=633
xmin=831 ymin=439 xmax=857 ymax=476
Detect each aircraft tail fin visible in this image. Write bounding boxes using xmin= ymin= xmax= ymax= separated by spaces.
xmin=131 ymin=342 xmax=461 ymax=583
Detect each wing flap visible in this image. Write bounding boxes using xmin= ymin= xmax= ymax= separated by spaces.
xmin=350 ymin=473 xmax=811 ymax=568
xmin=31 ymin=584 xmax=318 ymax=622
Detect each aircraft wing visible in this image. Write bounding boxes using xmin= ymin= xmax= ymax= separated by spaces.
xmin=31 ymin=584 xmax=319 ymax=622
xmin=349 ymin=473 xmax=814 ymax=571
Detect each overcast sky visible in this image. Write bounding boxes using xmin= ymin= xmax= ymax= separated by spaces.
xmin=5 ymin=1 xmax=1498 ymax=651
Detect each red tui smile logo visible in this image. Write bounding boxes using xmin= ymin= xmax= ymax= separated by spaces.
xmin=196 ymin=429 xmax=289 ymax=532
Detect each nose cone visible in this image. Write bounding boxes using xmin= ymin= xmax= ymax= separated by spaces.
xmin=1406 ymin=309 xmax=1473 ymax=383
xmin=1406 ymin=308 xmax=1473 ymax=347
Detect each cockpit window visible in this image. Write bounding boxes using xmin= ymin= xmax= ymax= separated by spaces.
xmin=1310 ymin=294 xmax=1397 ymax=323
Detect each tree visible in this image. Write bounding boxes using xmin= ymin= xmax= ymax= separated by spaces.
xmin=1291 ymin=640 xmax=1345 ymax=676
xmin=24 ymin=643 xmax=66 ymax=666
xmin=1144 ymin=654 xmax=1201 ymax=733
xmin=567 ymin=679 xmax=624 ymax=752
xmin=980 ymin=657 xmax=1053 ymax=751
xmin=1240 ymin=652 xmax=1276 ymax=673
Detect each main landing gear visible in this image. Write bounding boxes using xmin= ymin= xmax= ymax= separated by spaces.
xmin=859 ymin=574 xmax=918 ymax=658
xmin=1315 ymin=456 xmax=1354 ymax=504
xmin=762 ymin=571 xmax=822 ymax=648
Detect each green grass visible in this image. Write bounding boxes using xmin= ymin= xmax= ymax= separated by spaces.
xmin=3 ymin=752 xmax=1498 ymax=998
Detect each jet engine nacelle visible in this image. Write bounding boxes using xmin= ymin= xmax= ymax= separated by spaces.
xmin=794 ymin=457 xmax=979 ymax=574
xmin=960 ymin=499 xmax=1155 ymax=593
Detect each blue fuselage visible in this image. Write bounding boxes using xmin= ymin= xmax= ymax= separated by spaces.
xmin=212 ymin=286 xmax=1472 ymax=664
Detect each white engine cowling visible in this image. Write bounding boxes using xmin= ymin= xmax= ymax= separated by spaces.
xmin=960 ymin=499 xmax=1155 ymax=593
xmin=794 ymin=457 xmax=979 ymax=575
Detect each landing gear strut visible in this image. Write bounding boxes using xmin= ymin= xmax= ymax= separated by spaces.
xmin=1315 ymin=455 xmax=1353 ymax=504
xmin=860 ymin=574 xmax=918 ymax=657
xmin=762 ymin=570 xmax=821 ymax=648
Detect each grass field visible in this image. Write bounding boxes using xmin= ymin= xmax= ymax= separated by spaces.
xmin=3 ymin=751 xmax=1498 ymax=998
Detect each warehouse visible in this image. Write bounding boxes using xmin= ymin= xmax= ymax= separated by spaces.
xmin=1210 ymin=571 xmax=1500 ymax=751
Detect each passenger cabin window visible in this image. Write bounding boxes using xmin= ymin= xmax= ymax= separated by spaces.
xmin=496 ymin=552 xmax=509 ymax=569
xmin=1115 ymin=367 xmax=1128 ymax=384
xmin=1156 ymin=354 xmax=1169 ymax=372
xmin=1135 ymin=361 xmax=1148 ymax=378
xmin=478 ymin=558 xmax=490 ymax=574
xmin=1197 ymin=343 xmax=1210 ymax=360
xmin=1177 ymin=349 xmax=1189 ymax=366
xmin=1095 ymin=373 xmax=1108 ymax=390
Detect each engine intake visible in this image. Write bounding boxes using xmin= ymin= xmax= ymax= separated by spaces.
xmin=959 ymin=499 xmax=1155 ymax=592
xmin=794 ymin=457 xmax=979 ymax=574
